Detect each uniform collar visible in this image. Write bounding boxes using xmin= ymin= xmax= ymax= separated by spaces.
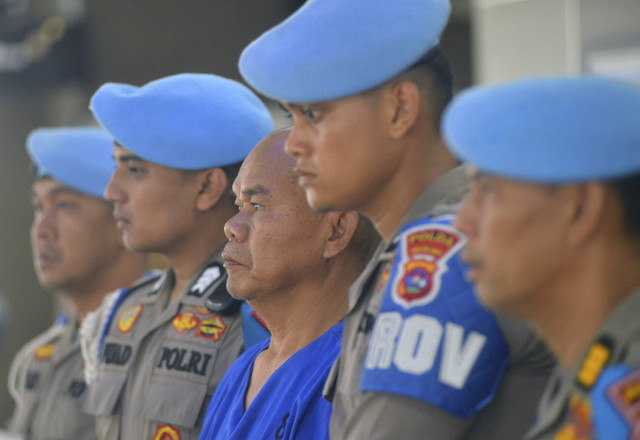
xmin=148 ymin=250 xmax=226 ymax=309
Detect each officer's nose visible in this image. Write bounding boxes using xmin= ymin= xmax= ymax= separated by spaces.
xmin=104 ymin=169 xmax=126 ymax=205
xmin=285 ymin=115 xmax=310 ymax=160
xmin=32 ymin=206 xmax=56 ymax=243
xmin=454 ymin=189 xmax=479 ymax=241
xmin=224 ymin=210 xmax=249 ymax=243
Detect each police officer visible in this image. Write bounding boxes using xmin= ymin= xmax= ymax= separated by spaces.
xmin=237 ymin=0 xmax=556 ymax=438
xmin=6 ymin=127 xmax=147 ymax=440
xmin=82 ymin=73 xmax=273 ymax=440
xmin=445 ymin=76 xmax=640 ymax=439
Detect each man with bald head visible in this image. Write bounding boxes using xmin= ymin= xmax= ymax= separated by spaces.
xmin=198 ymin=129 xmax=379 ymax=440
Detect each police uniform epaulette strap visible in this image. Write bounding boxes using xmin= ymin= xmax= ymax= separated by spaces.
xmin=130 ymin=269 xmax=165 ymax=291
xmin=576 ymin=335 xmax=615 ymax=390
xmin=187 ymin=261 xmax=241 ymax=316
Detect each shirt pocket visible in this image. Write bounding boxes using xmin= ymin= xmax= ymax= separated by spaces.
xmin=83 ymin=372 xmax=127 ymax=416
xmin=138 ymin=340 xmax=218 ymax=429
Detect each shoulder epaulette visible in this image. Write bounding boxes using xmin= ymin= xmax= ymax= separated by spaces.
xmin=99 ymin=270 xmax=165 ymax=355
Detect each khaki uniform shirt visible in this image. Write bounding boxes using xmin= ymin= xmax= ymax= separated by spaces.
xmin=84 ymin=253 xmax=243 ymax=440
xmin=9 ymin=315 xmax=96 ymax=440
xmin=325 ymin=167 xmax=556 ymax=440
xmin=526 ymin=286 xmax=640 ymax=440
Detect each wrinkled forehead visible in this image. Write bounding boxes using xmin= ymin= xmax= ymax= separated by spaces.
xmin=234 ymin=156 xmax=297 ymax=199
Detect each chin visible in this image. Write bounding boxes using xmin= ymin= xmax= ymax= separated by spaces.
xmin=305 ymin=190 xmax=339 ymax=213
xmin=123 ymin=236 xmax=153 ymax=254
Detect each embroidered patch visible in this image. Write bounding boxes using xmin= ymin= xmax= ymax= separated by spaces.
xmin=554 ymin=394 xmax=593 ymax=440
xmin=152 ymin=424 xmax=181 ymax=440
xmin=34 ymin=343 xmax=55 ymax=360
xmin=118 ymin=303 xmax=143 ymax=334
xmin=196 ymin=316 xmax=226 ymax=341
xmin=172 ymin=311 xmax=200 ymax=333
xmin=576 ymin=338 xmax=613 ymax=390
xmin=606 ymin=368 xmax=640 ymax=437
xmin=188 ymin=263 xmax=223 ymax=297
xmin=391 ymin=224 xmax=465 ymax=308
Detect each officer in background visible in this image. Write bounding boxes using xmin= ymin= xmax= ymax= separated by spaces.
xmin=237 ymin=0 xmax=555 ymax=438
xmin=445 ymin=76 xmax=640 ymax=439
xmin=5 ymin=127 xmax=147 ymax=440
xmin=199 ymin=129 xmax=379 ymax=439
xmin=81 ymin=73 xmax=273 ymax=440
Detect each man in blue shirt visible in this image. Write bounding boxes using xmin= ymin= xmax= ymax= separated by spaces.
xmin=199 ymin=129 xmax=378 ymax=440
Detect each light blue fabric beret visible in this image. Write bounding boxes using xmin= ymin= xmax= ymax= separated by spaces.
xmin=27 ymin=127 xmax=115 ymax=199
xmin=443 ymin=76 xmax=640 ymax=183
xmin=90 ymin=73 xmax=274 ymax=170
xmin=239 ymin=0 xmax=451 ymax=103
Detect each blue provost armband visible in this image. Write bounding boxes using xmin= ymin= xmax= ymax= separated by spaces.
xmin=360 ymin=216 xmax=509 ymax=418
xmin=591 ymin=365 xmax=640 ymax=439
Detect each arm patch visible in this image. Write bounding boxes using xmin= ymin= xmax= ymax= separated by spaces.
xmin=360 ymin=216 xmax=509 ymax=418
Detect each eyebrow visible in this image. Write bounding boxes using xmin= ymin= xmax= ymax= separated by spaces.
xmin=231 ymin=184 xmax=272 ymax=200
xmin=114 ymin=154 xmax=145 ymax=163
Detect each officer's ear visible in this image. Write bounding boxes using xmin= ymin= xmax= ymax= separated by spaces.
xmin=195 ymin=168 xmax=228 ymax=211
xmin=566 ymin=183 xmax=607 ymax=247
xmin=384 ymin=80 xmax=422 ymax=139
xmin=323 ymin=211 xmax=359 ymax=259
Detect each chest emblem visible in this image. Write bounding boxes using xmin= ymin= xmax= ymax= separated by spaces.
xmin=554 ymin=395 xmax=593 ymax=440
xmin=196 ymin=316 xmax=226 ymax=341
xmin=118 ymin=303 xmax=143 ymax=334
xmin=173 ymin=311 xmax=200 ymax=333
xmin=34 ymin=343 xmax=55 ymax=360
xmin=152 ymin=424 xmax=181 ymax=440
xmin=391 ymin=224 xmax=465 ymax=308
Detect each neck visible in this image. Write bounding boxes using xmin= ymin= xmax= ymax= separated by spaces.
xmin=250 ymin=268 xmax=349 ymax=361
xmin=528 ymin=245 xmax=640 ymax=370
xmin=63 ymin=252 xmax=147 ymax=322
xmin=162 ymin=209 xmax=232 ymax=301
xmin=364 ymin=136 xmax=457 ymax=243
xmin=164 ymin=232 xmax=227 ymax=302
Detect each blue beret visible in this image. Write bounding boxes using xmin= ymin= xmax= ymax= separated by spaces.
xmin=90 ymin=73 xmax=274 ymax=170
xmin=239 ymin=0 xmax=451 ymax=103
xmin=27 ymin=127 xmax=115 ymax=199
xmin=443 ymin=76 xmax=640 ymax=183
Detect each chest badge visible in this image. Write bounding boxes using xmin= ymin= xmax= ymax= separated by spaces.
xmin=196 ymin=316 xmax=226 ymax=341
xmin=34 ymin=343 xmax=55 ymax=360
xmin=118 ymin=303 xmax=143 ymax=334
xmin=173 ymin=311 xmax=200 ymax=334
xmin=152 ymin=424 xmax=180 ymax=440
xmin=554 ymin=394 xmax=592 ymax=440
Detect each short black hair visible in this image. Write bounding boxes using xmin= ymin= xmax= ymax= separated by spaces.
xmin=609 ymin=173 xmax=640 ymax=237
xmin=180 ymin=161 xmax=243 ymax=189
xmin=219 ymin=161 xmax=243 ymax=187
xmin=398 ymin=45 xmax=454 ymax=131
